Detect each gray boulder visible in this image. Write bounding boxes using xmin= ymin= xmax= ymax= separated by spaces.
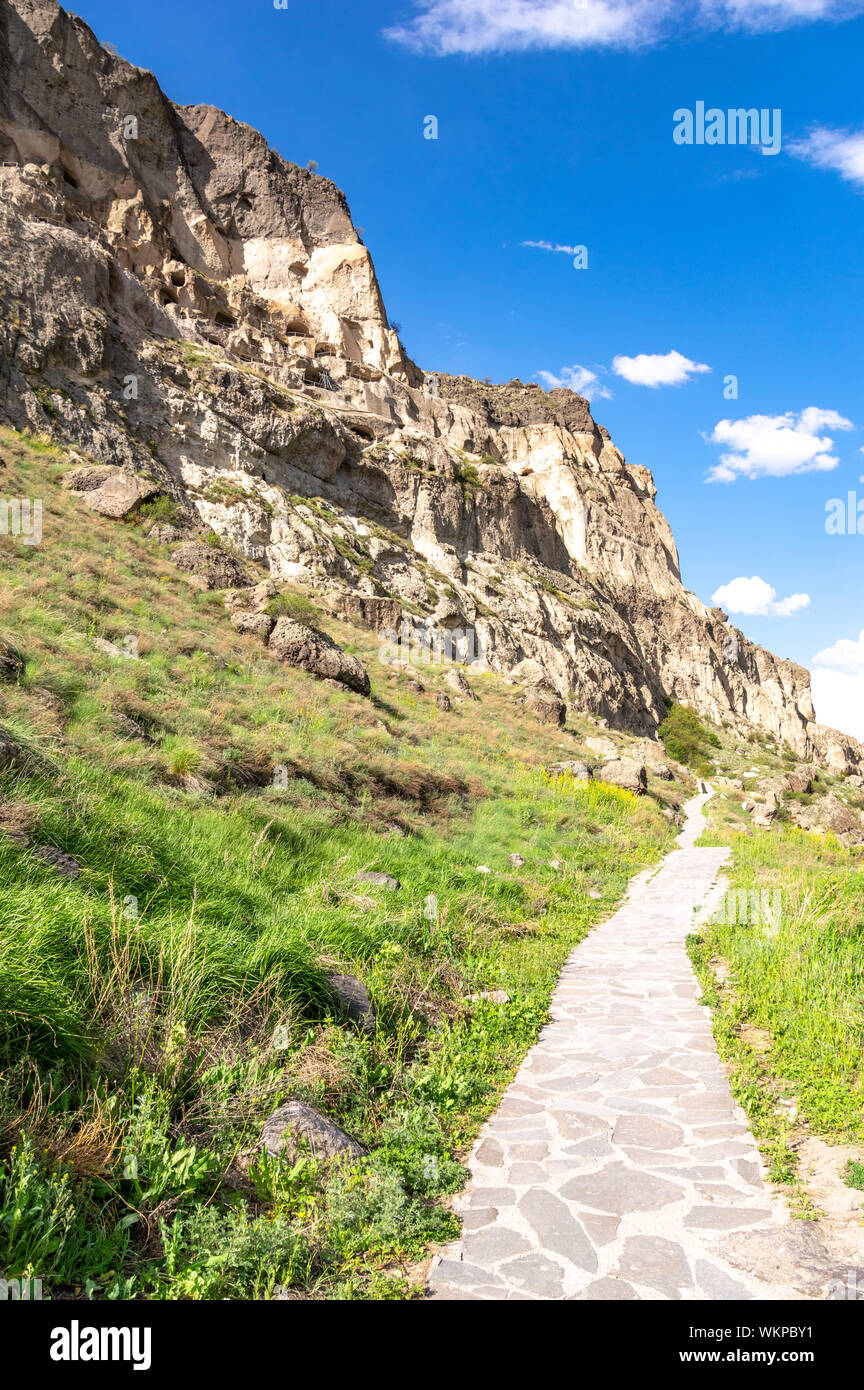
xmin=548 ymin=760 xmax=591 ymax=782
xmin=356 ymin=870 xmax=400 ymax=891
xmin=444 ymin=667 xmax=477 ymax=700
xmin=326 ymin=973 xmax=375 ymax=1035
xmin=268 ymin=618 xmax=371 ymax=696
xmin=261 ymin=1100 xmax=364 ymax=1162
xmin=83 ymin=472 xmax=160 ymax=519
xmin=599 ymin=759 xmax=647 ymax=794
xmin=230 ymin=609 xmax=275 ymax=641
xmin=172 ymin=541 xmax=251 ymax=590
xmin=525 ymin=688 xmax=566 ymax=727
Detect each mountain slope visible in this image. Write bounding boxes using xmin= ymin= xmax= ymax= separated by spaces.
xmin=0 ymin=0 xmax=859 ymax=776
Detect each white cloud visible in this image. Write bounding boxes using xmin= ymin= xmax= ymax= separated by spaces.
xmin=812 ymin=628 xmax=864 ymax=673
xmin=522 ymin=240 xmax=584 ymax=255
xmin=712 ymin=575 xmax=810 ymax=617
xmin=612 ymin=349 xmax=711 ymax=388
xmin=715 ymin=0 xmax=864 ymax=31
xmin=811 ymin=668 xmax=864 ymax=741
xmin=385 ymin=1 xmax=666 ymax=54
xmin=811 ymin=630 xmax=864 ymax=740
xmin=385 ymin=0 xmax=864 ymax=54
xmin=789 ymin=126 xmax=864 ymax=190
xmin=536 ymin=364 xmax=613 ymax=400
xmin=706 ymin=406 xmax=853 ymax=483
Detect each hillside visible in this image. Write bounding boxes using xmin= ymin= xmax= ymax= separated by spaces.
xmin=1 ymin=0 xmax=863 ymax=1304
xmin=0 ymin=0 xmax=861 ymax=774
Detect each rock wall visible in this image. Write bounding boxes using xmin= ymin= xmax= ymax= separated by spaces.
xmin=0 ymin=0 xmax=859 ymax=772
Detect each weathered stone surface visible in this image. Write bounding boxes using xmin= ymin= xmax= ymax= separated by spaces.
xmin=444 ymin=667 xmax=477 ymax=700
xmin=172 ymin=542 xmax=251 ymax=590
xmin=614 ymin=1235 xmax=693 ymax=1298
xmin=261 ymin=1100 xmax=364 ymax=1162
xmin=0 ymin=728 xmax=25 ymax=771
xmin=599 ymin=758 xmax=647 ymax=794
xmin=230 ymin=609 xmax=275 ymax=641
xmin=793 ymin=793 xmax=863 ymax=843
xmin=326 ymin=973 xmax=375 ymax=1035
xmin=113 ymin=711 xmax=153 ymax=742
xmin=525 ymin=688 xmax=566 ymax=727
xmin=355 ymin=870 xmax=400 ymax=890
xmin=434 ymin=692 xmax=451 ymax=712
xmin=547 ymin=760 xmax=591 ymax=782
xmin=268 ymin=618 xmax=371 ymax=695
xmin=83 ymin=472 xmax=160 ymax=518
xmin=62 ymin=464 xmax=116 ymax=492
xmin=468 ymin=989 xmax=511 ymax=1005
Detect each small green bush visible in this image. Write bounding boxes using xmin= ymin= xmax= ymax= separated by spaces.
xmin=658 ymin=703 xmax=720 ymax=777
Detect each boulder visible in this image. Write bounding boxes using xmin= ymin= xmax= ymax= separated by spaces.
xmin=434 ymin=692 xmax=451 ymax=712
xmin=268 ymin=618 xmax=371 ymax=695
xmin=83 ymin=472 xmax=160 ymax=519
xmin=356 ymin=870 xmax=400 ymax=891
xmin=587 ymin=736 xmax=616 ymax=759
xmin=62 ymin=464 xmax=116 ymax=492
xmin=224 ymin=580 xmax=279 ymax=614
xmin=444 ymin=667 xmax=477 ymax=700
xmin=787 ymin=767 xmax=814 ymax=794
xmin=260 ymin=1100 xmax=364 ymax=1162
xmin=547 ymin=760 xmax=591 ymax=782
xmin=795 ymin=794 xmax=863 ymax=843
xmin=468 ymin=989 xmax=511 ymax=1004
xmin=751 ymin=803 xmax=776 ymax=828
xmin=326 ymin=973 xmax=375 ymax=1036
xmin=230 ymin=609 xmax=275 ymax=641
xmin=599 ymin=759 xmax=647 ymax=794
xmin=509 ymin=657 xmax=550 ymax=688
xmin=508 ymin=853 xmax=526 ymax=867
xmin=172 ymin=541 xmax=251 ymax=591
xmin=327 ymin=593 xmax=402 ymax=634
xmin=525 ymin=688 xmax=566 ymax=727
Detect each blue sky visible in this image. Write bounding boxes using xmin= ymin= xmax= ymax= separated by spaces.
xmin=69 ymin=0 xmax=864 ymax=736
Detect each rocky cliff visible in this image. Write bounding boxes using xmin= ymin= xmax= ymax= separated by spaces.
xmin=0 ymin=0 xmax=859 ymax=772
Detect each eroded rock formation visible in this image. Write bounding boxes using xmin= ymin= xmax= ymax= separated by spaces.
xmin=0 ymin=0 xmax=859 ymax=771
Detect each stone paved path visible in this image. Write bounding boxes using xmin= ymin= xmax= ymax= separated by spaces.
xmin=428 ymin=791 xmax=808 ymax=1301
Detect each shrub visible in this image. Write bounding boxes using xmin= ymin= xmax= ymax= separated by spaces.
xmin=265 ymin=591 xmax=319 ymax=626
xmin=658 ymin=703 xmax=720 ymax=777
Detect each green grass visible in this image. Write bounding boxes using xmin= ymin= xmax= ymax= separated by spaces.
xmin=688 ymin=825 xmax=864 ymax=1202
xmin=0 ymin=426 xmax=673 ymax=1300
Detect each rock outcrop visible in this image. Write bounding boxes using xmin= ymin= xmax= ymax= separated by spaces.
xmin=0 ymin=0 xmax=860 ymax=773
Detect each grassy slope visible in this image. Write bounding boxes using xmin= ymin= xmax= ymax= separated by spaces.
xmin=690 ymin=723 xmax=864 ymax=1208
xmin=0 ymin=428 xmax=675 ymax=1299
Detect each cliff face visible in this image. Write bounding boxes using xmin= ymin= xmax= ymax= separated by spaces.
xmin=0 ymin=0 xmax=859 ymax=771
